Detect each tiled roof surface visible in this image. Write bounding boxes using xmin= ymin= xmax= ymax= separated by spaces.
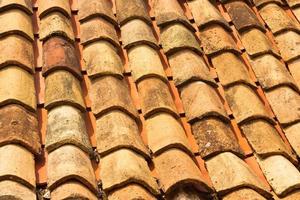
xmin=1 ymin=0 xmax=300 ymax=199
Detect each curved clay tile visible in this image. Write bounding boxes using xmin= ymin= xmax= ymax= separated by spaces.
xmin=108 ymin=183 xmax=156 ymax=200
xmin=145 ymin=113 xmax=193 ymax=156
xmin=0 ymin=180 xmax=36 ymax=200
xmin=0 ymin=35 xmax=34 ymax=74
xmin=95 ymin=110 xmax=150 ymax=159
xmin=0 ymin=0 xmax=32 ymax=15
xmin=285 ymin=123 xmax=300 ymax=158
xmin=83 ymin=41 xmax=123 ymax=80
xmin=167 ymin=186 xmax=210 ymax=200
xmin=0 ymin=66 xmax=36 ymax=112
xmin=222 ymin=188 xmax=266 ymax=200
xmin=78 ymin=0 xmax=117 ymax=25
xmin=137 ymin=78 xmax=178 ymax=119
xmin=275 ymin=31 xmax=300 ymax=62
xmin=39 ymin=0 xmax=71 ymax=19
xmin=287 ymin=0 xmax=300 ymax=8
xmin=44 ymin=70 xmax=85 ymax=112
xmin=253 ymin=0 xmax=285 ymax=8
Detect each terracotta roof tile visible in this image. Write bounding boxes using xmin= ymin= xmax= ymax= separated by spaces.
xmin=200 ymin=25 xmax=240 ymax=56
xmin=259 ymin=3 xmax=300 ymax=35
xmin=153 ymin=0 xmax=194 ymax=31
xmin=251 ymin=55 xmax=297 ymax=90
xmin=46 ymin=105 xmax=92 ymax=154
xmin=0 ymin=104 xmax=40 ymax=155
xmin=180 ymin=81 xmax=229 ymax=123
xmin=0 ymin=35 xmax=34 ymax=74
xmin=39 ymin=12 xmax=74 ymax=42
xmin=0 ymin=66 xmax=36 ymax=112
xmin=108 ymin=183 xmax=156 ymax=200
xmin=167 ymin=186 xmax=210 ymax=200
xmin=288 ymin=59 xmax=300 ymax=89
xmin=257 ymin=155 xmax=300 ymax=197
xmin=192 ymin=117 xmax=243 ymax=158
xmin=274 ymin=190 xmax=300 ymax=200
xmin=0 ymin=0 xmax=32 ymax=15
xmin=0 ymin=9 xmax=33 ymax=41
xmin=241 ymin=120 xmax=295 ymax=160
xmin=0 ymin=144 xmax=35 ymax=189
xmin=89 ymin=76 xmax=139 ymax=120
xmin=42 ymin=36 xmax=81 ymax=79
xmin=51 ymin=181 xmax=97 ymax=199
xmin=128 ymin=45 xmax=167 ymax=83
xmin=0 ymin=180 xmax=36 ymax=199
xmin=168 ymin=49 xmax=216 ymax=88
xmin=121 ymin=19 xmax=158 ymax=49
xmin=100 ymin=149 xmax=159 ymax=195
xmin=285 ymin=123 xmax=300 ymax=157
xmin=80 ymin=17 xmax=119 ymax=47
xmin=275 ymin=31 xmax=300 ymax=62
xmin=39 ymin=0 xmax=71 ymax=19
xmin=44 ymin=70 xmax=85 ymax=112
xmin=266 ymin=87 xmax=300 ymax=126
xmin=286 ymin=0 xmax=300 ymax=8
xmin=145 ymin=113 xmax=192 ymax=156
xmin=206 ymin=152 xmax=271 ymax=198
xmin=78 ymin=0 xmax=117 ymax=25
xmin=47 ymin=145 xmax=97 ymax=192
xmin=222 ymin=188 xmax=266 ymax=200
xmin=115 ymin=0 xmax=151 ymax=26
xmin=95 ymin=110 xmax=149 ymax=158
xmin=225 ymin=1 xmax=265 ymax=33
xmin=212 ymin=52 xmax=255 ymax=88
xmin=154 ymin=148 xmax=212 ymax=194
xmin=187 ymin=0 xmax=231 ymax=31
xmin=225 ymin=84 xmax=273 ymax=125
xmin=83 ymin=41 xmax=123 ymax=80
xmin=137 ymin=78 xmax=177 ymax=118
xmin=160 ymin=23 xmax=201 ymax=55
xmin=253 ymin=0 xmax=285 ymax=8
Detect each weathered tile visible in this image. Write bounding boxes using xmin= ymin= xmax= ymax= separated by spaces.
xmin=48 ymin=145 xmax=97 ymax=192
xmin=200 ymin=25 xmax=240 ymax=56
xmin=0 ymin=9 xmax=33 ymax=41
xmin=121 ymin=19 xmax=158 ymax=49
xmin=180 ymin=81 xmax=229 ymax=123
xmin=80 ymin=17 xmax=119 ymax=47
xmin=100 ymin=149 xmax=159 ymax=194
xmin=96 ymin=110 xmax=149 ymax=158
xmin=253 ymin=0 xmax=285 ymax=8
xmin=223 ymin=188 xmax=266 ymax=200
xmin=39 ymin=0 xmax=71 ymax=18
xmin=274 ymin=190 xmax=300 ymax=200
xmin=0 ymin=66 xmax=36 ymax=112
xmin=42 ymin=36 xmax=81 ymax=79
xmin=108 ymin=184 xmax=156 ymax=200
xmin=128 ymin=45 xmax=166 ymax=83
xmin=192 ymin=117 xmax=243 ymax=158
xmin=46 ymin=105 xmax=92 ymax=154
xmin=241 ymin=29 xmax=279 ymax=58
xmin=225 ymin=1 xmax=265 ymax=32
xmin=266 ymin=87 xmax=300 ymax=126
xmin=187 ymin=0 xmax=231 ymax=31
xmin=168 ymin=49 xmax=216 ymax=88
xmin=285 ymin=123 xmax=300 ymax=157
xmin=90 ymin=76 xmax=139 ymax=120
xmin=115 ymin=0 xmax=151 ymax=25
xmin=286 ymin=0 xmax=300 ymax=7
xmin=78 ymin=0 xmax=117 ymax=25
xmin=0 ymin=35 xmax=34 ymax=73
xmin=259 ymin=3 xmax=300 ymax=34
xmin=225 ymin=84 xmax=272 ymax=125
xmin=251 ymin=55 xmax=297 ymax=90
xmin=241 ymin=120 xmax=295 ymax=160
xmin=206 ymin=152 xmax=271 ymax=197
xmin=0 ymin=104 xmax=40 ymax=155
xmin=137 ymin=78 xmax=177 ymax=118
xmin=146 ymin=113 xmax=192 ymax=155
xmin=154 ymin=148 xmax=211 ymax=194
xmin=51 ymin=182 xmax=97 ymax=200
xmin=288 ymin=59 xmax=300 ymax=89
xmin=39 ymin=12 xmax=74 ymax=42
xmin=0 ymin=180 xmax=36 ymax=200
xmin=83 ymin=41 xmax=123 ymax=80
xmin=292 ymin=7 xmax=300 ymax=22
xmin=275 ymin=31 xmax=300 ymax=62
xmin=44 ymin=70 xmax=85 ymax=112
xmin=167 ymin=186 xmax=210 ymax=200
xmin=212 ymin=52 xmax=255 ymax=88
xmin=0 ymin=144 xmax=35 ymax=189
xmin=153 ymin=0 xmax=194 ymax=31
xmin=257 ymin=155 xmax=300 ymax=197
xmin=160 ymin=23 xmax=201 ymax=55
xmin=0 ymin=0 xmax=32 ymax=15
